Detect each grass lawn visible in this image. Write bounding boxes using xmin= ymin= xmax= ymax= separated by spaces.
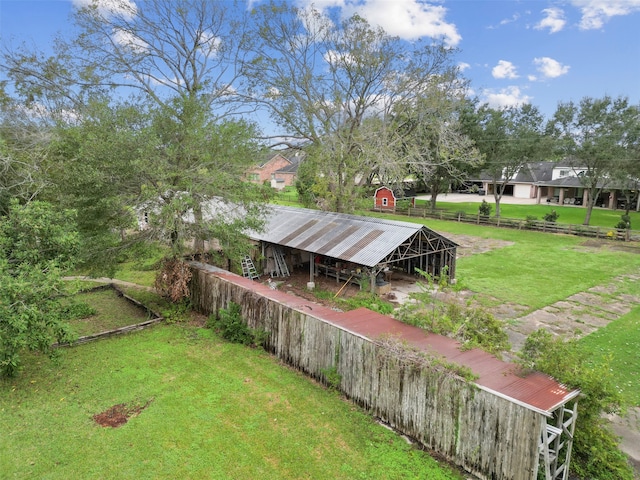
xmin=1 ymin=325 xmax=463 ymax=480
xmin=416 ymin=199 xmax=640 ymax=231
xmin=66 ymin=287 xmax=153 ymax=336
xmin=577 ymin=305 xmax=640 ymax=408
xmin=367 ymin=212 xmax=640 ymax=311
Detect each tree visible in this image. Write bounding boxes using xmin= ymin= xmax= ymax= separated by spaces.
xmin=398 ymin=91 xmax=480 ymax=212
xmin=547 ymin=96 xmax=640 ymax=225
xmin=0 ymin=199 xmax=79 ymax=377
xmin=3 ymin=0 xmax=271 ymax=280
xmin=461 ymin=102 xmax=548 ymax=217
xmin=0 ymin=87 xmax=53 ymax=215
xmin=246 ymin=2 xmax=461 ymax=212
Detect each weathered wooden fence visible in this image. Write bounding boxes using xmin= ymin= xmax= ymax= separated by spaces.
xmin=384 ymin=207 xmax=640 ymax=241
xmin=190 ymin=263 xmax=547 ymax=480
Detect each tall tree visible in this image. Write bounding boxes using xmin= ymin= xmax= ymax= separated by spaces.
xmin=3 ymin=0 xmax=270 ymax=277
xmin=399 ymin=90 xmax=480 ymax=212
xmin=0 ymin=87 xmax=53 ymax=215
xmin=0 ymin=199 xmax=79 ymax=377
xmin=246 ymin=2 xmax=460 ymax=212
xmin=461 ymin=102 xmax=547 ymax=217
xmin=547 ymin=96 xmax=640 ymax=225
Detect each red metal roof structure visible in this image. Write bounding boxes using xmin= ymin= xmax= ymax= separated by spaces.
xmin=212 ymin=268 xmax=579 ymax=416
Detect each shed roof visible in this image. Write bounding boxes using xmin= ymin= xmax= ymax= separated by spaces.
xmin=249 ymin=205 xmax=456 ymax=268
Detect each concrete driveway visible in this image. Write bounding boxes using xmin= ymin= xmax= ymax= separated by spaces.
xmin=416 ymin=193 xmax=539 ymax=205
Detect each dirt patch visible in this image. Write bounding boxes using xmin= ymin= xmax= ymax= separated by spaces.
xmin=93 ymin=399 xmax=153 ymax=428
xmin=445 ymin=233 xmax=515 ymax=258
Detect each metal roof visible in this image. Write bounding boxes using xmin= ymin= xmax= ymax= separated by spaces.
xmin=198 ymin=264 xmax=580 ymax=416
xmin=249 ymin=205 xmax=456 ymax=268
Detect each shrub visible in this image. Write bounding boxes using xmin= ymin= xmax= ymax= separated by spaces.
xmin=208 ymin=302 xmax=267 ymax=347
xmin=342 ymin=292 xmax=394 ymax=315
xmin=615 ymin=214 xmax=631 ymax=230
xmin=161 ymin=300 xmax=191 ymax=324
xmin=320 ymin=365 xmax=342 ymax=390
xmin=543 ymin=210 xmax=559 ymax=223
xmin=478 ymin=199 xmax=491 ymax=217
xmin=395 ymin=269 xmax=510 ymax=358
xmin=518 ymin=330 xmax=633 ymax=480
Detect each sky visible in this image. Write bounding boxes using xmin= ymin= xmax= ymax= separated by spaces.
xmin=0 ymin=0 xmax=638 ymax=122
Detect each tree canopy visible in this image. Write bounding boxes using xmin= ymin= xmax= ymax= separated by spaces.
xmin=3 ymin=0 xmax=271 ymax=276
xmin=547 ymin=95 xmax=640 ymax=225
xmin=246 ymin=2 xmax=465 ymax=212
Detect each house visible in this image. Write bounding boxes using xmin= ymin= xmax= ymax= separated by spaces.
xmin=474 ymin=161 xmax=639 ymax=210
xmin=246 ymin=152 xmax=292 ymax=186
xmin=270 ymin=151 xmax=304 ymax=190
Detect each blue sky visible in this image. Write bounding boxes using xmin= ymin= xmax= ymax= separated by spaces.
xmin=1 ymin=0 xmax=638 ymax=121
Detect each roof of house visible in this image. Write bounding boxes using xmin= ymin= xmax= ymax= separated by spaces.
xmin=249 ymin=205 xmax=456 ymax=268
xmin=256 ymin=151 xmax=291 ymax=169
xmin=514 ymin=162 xmax=555 ymax=183
xmin=274 ymin=152 xmax=305 ymax=175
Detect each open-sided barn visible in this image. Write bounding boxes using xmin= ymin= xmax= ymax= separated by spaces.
xmin=247 ymin=205 xmax=457 ymax=291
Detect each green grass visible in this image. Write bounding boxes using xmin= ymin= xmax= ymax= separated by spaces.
xmin=578 ymin=305 xmax=640 ymax=407
xmin=367 ymin=211 xmax=640 ymax=310
xmin=0 ymin=325 xmax=463 ymax=480
xmin=415 ymin=199 xmax=640 ymax=230
xmin=65 ymin=288 xmax=152 ymax=336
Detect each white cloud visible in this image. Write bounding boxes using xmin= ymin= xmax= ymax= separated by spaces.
xmin=492 ymin=60 xmax=519 ymax=79
xmin=535 ymin=7 xmax=566 ymax=33
xmin=458 ymin=62 xmax=470 ymax=72
xmin=72 ymin=0 xmax=137 ymax=21
xmin=533 ymin=57 xmax=570 ymax=78
xmin=298 ymin=0 xmax=461 ymax=46
xmin=499 ymin=13 xmax=521 ymax=26
xmin=112 ymin=28 xmax=147 ymax=53
xmin=571 ymin=0 xmax=640 ymax=30
xmin=483 ymin=86 xmax=532 ymax=109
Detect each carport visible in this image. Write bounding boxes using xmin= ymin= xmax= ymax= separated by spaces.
xmin=248 ymin=205 xmax=457 ymax=292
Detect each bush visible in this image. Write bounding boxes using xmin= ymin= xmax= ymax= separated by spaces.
xmin=543 ymin=210 xmax=559 ymax=223
xmin=396 ymin=199 xmax=411 ymax=211
xmin=207 ymin=302 xmax=267 ymax=347
xmin=615 ymin=214 xmax=631 ymax=230
xmin=478 ymin=199 xmax=491 ymax=217
xmin=518 ymin=330 xmax=633 ymax=480
xmin=395 ymin=270 xmax=510 ymax=358
xmin=341 ymin=293 xmax=394 ymax=315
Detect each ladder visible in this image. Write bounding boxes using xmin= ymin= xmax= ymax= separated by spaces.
xmin=272 ymin=247 xmax=290 ymax=277
xmin=241 ymin=256 xmax=260 ymax=280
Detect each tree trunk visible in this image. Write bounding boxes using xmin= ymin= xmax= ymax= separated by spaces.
xmin=429 ymin=194 xmax=438 ymax=213
xmin=193 ymin=201 xmax=205 ymax=254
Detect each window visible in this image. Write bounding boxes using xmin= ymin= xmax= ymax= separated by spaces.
xmin=382 ymin=198 xmax=388 ymax=206
xmin=559 ymin=170 xmax=570 ymax=177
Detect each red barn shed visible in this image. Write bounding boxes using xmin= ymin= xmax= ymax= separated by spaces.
xmin=373 ymin=186 xmax=396 ymax=211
